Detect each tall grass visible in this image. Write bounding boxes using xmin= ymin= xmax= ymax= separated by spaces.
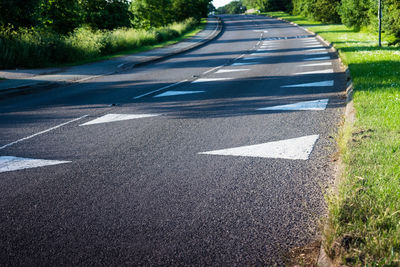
xmin=0 ymin=18 xmax=198 ymax=69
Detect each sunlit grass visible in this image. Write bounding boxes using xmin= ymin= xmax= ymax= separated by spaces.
xmin=0 ymin=18 xmax=202 ymax=69
xmin=264 ymin=11 xmax=400 ymax=265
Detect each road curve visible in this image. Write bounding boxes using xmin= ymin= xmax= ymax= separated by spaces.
xmin=0 ymin=15 xmax=346 ymax=265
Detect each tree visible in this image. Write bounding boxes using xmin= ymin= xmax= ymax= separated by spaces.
xmin=0 ymin=0 xmax=43 ymax=28
xmin=40 ymin=0 xmax=84 ymax=34
xmin=83 ymin=0 xmax=132 ymax=30
xmin=130 ymin=0 xmax=173 ymax=28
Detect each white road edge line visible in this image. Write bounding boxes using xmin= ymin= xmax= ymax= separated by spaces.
xmin=133 ymin=80 xmax=188 ymax=99
xmin=202 ymin=65 xmax=225 ymax=75
xmin=0 ymin=115 xmax=89 ymax=151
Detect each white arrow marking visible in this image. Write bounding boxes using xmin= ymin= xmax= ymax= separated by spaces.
xmin=282 ymin=80 xmax=334 ymax=87
xmin=80 ymin=114 xmax=159 ymax=126
xmin=298 ymin=62 xmax=332 ymax=67
xmin=154 ymin=90 xmax=205 ymax=98
xmin=199 ymin=135 xmax=319 ymax=160
xmin=257 ymin=99 xmax=329 ymax=111
xmin=192 ymin=78 xmax=233 ymax=83
xmin=216 ymin=69 xmax=250 ymax=73
xmin=303 ymin=57 xmax=331 ymax=61
xmin=295 ymin=69 xmax=333 ymax=75
xmin=0 ymin=156 xmax=70 ymax=173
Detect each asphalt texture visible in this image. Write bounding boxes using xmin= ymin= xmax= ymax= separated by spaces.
xmin=0 ymin=15 xmax=346 ymax=266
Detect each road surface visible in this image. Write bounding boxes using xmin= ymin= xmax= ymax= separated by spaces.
xmin=0 ymin=15 xmax=346 ymax=265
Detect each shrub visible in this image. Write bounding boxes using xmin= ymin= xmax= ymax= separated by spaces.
xmin=0 ymin=18 xmax=199 ymax=69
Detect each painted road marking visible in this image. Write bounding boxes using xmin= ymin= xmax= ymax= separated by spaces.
xmin=242 ymin=57 xmax=259 ymax=61
xmin=231 ymin=62 xmax=259 ymax=66
xmin=154 ymin=90 xmax=205 ymax=98
xmin=305 ymin=48 xmax=327 ymax=52
xmin=304 ymin=57 xmax=331 ymax=61
xmin=250 ymin=52 xmax=270 ymax=56
xmin=306 ymin=52 xmax=329 ymax=56
xmin=257 ymin=99 xmax=329 ymax=111
xmin=298 ymin=62 xmax=332 ymax=67
xmin=192 ymin=78 xmax=233 ymax=83
xmin=305 ymin=45 xmax=323 ymax=48
xmin=282 ymin=80 xmax=334 ymax=87
xmin=0 ymin=156 xmax=70 ymax=173
xmin=133 ymin=80 xmax=187 ymax=99
xmin=216 ymin=69 xmax=250 ymax=74
xmin=0 ymin=115 xmax=89 ymax=151
xmin=202 ymin=65 xmax=224 ymax=75
xmin=199 ymin=135 xmax=319 ymax=160
xmin=295 ymin=69 xmax=333 ymax=75
xmin=80 ymin=114 xmax=159 ymax=126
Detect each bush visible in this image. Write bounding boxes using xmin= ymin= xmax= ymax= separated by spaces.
xmin=0 ymin=18 xmax=199 ymax=69
xmin=338 ymin=0 xmax=374 ymax=30
xmin=313 ymin=0 xmax=341 ymax=24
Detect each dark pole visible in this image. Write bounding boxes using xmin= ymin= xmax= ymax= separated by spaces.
xmin=378 ymin=0 xmax=382 ymax=47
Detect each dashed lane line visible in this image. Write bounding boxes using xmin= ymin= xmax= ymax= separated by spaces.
xmin=133 ymin=80 xmax=188 ymax=99
xmin=154 ymin=90 xmax=205 ymax=98
xmin=0 ymin=115 xmax=89 ymax=151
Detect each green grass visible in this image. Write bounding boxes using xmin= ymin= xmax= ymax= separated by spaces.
xmin=0 ymin=18 xmax=205 ymax=69
xmin=61 ymin=20 xmax=206 ymax=67
xmin=264 ymin=11 xmax=400 ymax=265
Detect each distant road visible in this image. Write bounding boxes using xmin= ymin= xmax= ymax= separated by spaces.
xmin=0 ymin=15 xmax=346 ymax=265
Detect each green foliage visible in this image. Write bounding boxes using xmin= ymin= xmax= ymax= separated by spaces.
xmin=40 ymin=0 xmax=84 ymax=34
xmin=338 ymin=0 xmax=373 ymax=29
xmin=242 ymin=0 xmax=292 ymax=12
xmin=382 ymin=0 xmax=400 ymax=44
xmin=0 ymin=18 xmax=198 ymax=68
xmin=129 ymin=0 xmax=210 ymax=29
xmin=0 ymin=0 xmax=42 ymax=28
xmin=82 ymin=0 xmax=132 ymax=30
xmin=216 ymin=0 xmax=246 ymax=14
xmin=312 ymin=0 xmax=341 ymax=23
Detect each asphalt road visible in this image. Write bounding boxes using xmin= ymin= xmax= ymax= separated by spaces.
xmin=0 ymin=15 xmax=346 ymax=266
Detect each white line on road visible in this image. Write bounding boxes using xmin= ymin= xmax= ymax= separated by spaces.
xmin=0 ymin=115 xmax=89 ymax=151
xmin=133 ymin=80 xmax=187 ymax=99
xmin=80 ymin=114 xmax=160 ymax=126
xmin=231 ymin=62 xmax=259 ymax=66
xmin=192 ymin=78 xmax=233 ymax=83
xmin=199 ymin=135 xmax=319 ymax=160
xmin=202 ymin=65 xmax=225 ymax=75
xmin=241 ymin=57 xmax=259 ymax=61
xmin=295 ymin=69 xmax=333 ymax=75
xmin=303 ymin=56 xmax=331 ymax=61
xmin=0 ymin=156 xmax=70 ymax=173
xmin=306 ymin=52 xmax=329 ymax=55
xmin=298 ymin=62 xmax=332 ymax=67
xmin=281 ymin=80 xmax=334 ymax=87
xmin=257 ymin=99 xmax=329 ymax=111
xmin=154 ymin=90 xmax=205 ymax=98
xmin=216 ymin=69 xmax=250 ymax=73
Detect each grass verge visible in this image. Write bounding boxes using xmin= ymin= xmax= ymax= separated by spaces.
xmin=263 ymin=11 xmax=400 ymax=265
xmin=0 ymin=18 xmax=205 ymax=69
